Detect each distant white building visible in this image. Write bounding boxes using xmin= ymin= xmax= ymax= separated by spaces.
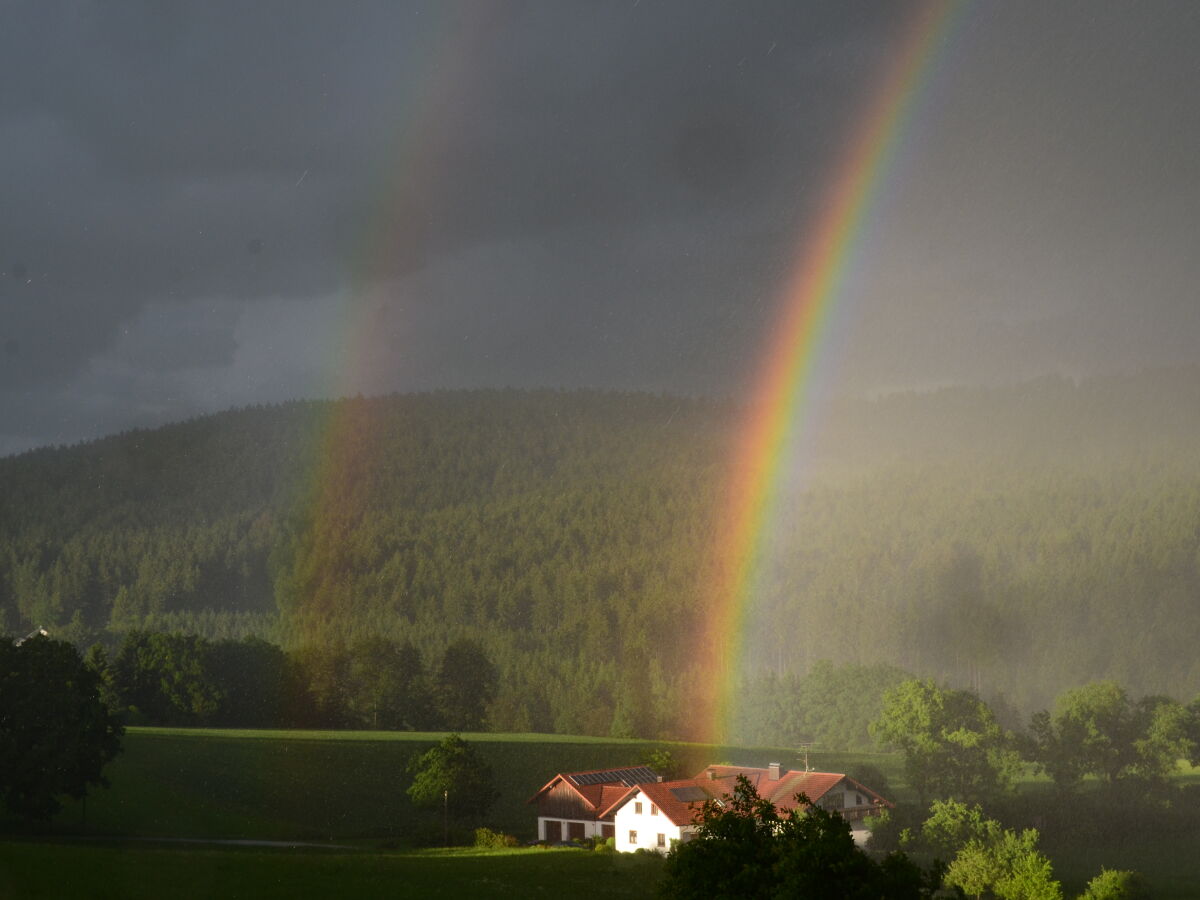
xmin=14 ymin=626 xmax=49 ymax=647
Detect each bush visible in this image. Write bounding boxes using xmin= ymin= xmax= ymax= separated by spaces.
xmin=474 ymin=827 xmax=519 ymax=849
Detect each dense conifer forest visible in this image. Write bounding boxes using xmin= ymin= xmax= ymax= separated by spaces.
xmin=3 ymin=371 xmax=1200 ymax=740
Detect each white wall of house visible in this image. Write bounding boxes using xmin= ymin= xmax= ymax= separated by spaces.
xmin=611 ymin=790 xmax=688 ymax=854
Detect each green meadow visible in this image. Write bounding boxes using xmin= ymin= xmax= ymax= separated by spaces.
xmin=28 ymin=727 xmax=900 ymax=843
xmin=0 ymin=843 xmax=666 ymax=900
xmin=0 ymin=728 xmax=1196 ymax=898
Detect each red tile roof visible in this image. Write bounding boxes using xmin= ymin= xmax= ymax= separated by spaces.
xmin=597 ymin=778 xmax=721 ymax=827
xmin=532 ymin=765 xmax=892 ymax=827
xmin=695 ymin=766 xmax=892 ymax=811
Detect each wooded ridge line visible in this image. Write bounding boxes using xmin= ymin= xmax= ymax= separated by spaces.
xmin=2 ymin=372 xmax=1200 ymax=739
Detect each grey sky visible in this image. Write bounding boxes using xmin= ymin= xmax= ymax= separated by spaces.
xmin=2 ymin=1 xmax=1198 ymax=454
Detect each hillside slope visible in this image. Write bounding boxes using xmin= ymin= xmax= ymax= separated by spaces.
xmin=4 ymin=374 xmax=1200 ymax=733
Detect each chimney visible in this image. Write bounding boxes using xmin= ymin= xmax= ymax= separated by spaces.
xmin=768 ymin=762 xmax=781 ymax=781
xmin=656 ymin=776 xmax=664 ymax=783
xmin=706 ymin=769 xmax=716 ymax=781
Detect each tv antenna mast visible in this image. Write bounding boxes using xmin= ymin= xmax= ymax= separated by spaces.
xmin=797 ymin=742 xmax=814 ymax=772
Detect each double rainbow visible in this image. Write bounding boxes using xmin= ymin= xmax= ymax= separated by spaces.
xmin=701 ymin=1 xmax=965 ymax=742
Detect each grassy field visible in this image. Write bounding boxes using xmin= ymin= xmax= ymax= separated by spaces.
xmin=25 ymin=728 xmax=902 ymax=843
xmin=2 ymin=728 xmax=1197 ymax=898
xmin=0 ymin=842 xmax=665 ymax=899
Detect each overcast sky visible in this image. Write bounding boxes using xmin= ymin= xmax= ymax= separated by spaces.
xmin=2 ymin=1 xmax=1198 ymax=454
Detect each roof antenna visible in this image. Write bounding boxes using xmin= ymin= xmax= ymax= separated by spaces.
xmin=798 ymin=742 xmax=813 ymax=773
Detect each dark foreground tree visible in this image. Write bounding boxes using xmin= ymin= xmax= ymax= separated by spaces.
xmin=660 ymin=775 xmax=937 ymax=899
xmin=406 ymin=733 xmax=498 ymax=823
xmin=0 ymin=635 xmax=124 ymax=820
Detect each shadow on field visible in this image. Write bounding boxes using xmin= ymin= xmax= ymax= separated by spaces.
xmin=0 ymin=842 xmax=666 ymax=900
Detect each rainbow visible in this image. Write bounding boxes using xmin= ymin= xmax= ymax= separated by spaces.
xmin=701 ymin=1 xmax=966 ymax=742
xmin=285 ymin=8 xmax=500 ymax=639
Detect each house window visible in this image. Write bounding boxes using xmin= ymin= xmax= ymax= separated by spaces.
xmin=856 ymin=794 xmax=864 ymax=806
xmin=634 ymin=802 xmax=642 ymax=815
xmin=651 ymin=804 xmax=659 ymax=816
xmin=657 ymin=833 xmax=666 ymax=848
xmin=629 ymin=830 xmax=637 ymax=844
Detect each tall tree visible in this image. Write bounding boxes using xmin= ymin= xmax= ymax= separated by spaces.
xmin=346 ymin=637 xmax=431 ymax=730
xmin=406 ymin=733 xmax=498 ymax=823
xmin=435 ymin=639 xmax=497 ymax=731
xmin=208 ymin=636 xmax=295 ymax=728
xmin=111 ymin=631 xmax=222 ymax=725
xmin=871 ymin=679 xmax=1021 ymax=805
xmin=1029 ymin=682 xmax=1193 ymax=790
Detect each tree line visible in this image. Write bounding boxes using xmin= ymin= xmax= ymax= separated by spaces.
xmin=871 ymin=677 xmax=1200 ymax=809
xmin=85 ymin=631 xmax=498 ymax=732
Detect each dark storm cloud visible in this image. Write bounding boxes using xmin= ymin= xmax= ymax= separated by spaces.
xmin=1 ymin=1 xmax=1198 ymax=452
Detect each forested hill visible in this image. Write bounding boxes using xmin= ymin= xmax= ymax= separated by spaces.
xmin=4 ymin=372 xmax=1200 ymax=736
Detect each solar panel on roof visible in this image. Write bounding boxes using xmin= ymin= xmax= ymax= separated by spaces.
xmin=567 ymin=766 xmax=658 ymax=787
xmin=669 ymin=786 xmax=709 ymax=803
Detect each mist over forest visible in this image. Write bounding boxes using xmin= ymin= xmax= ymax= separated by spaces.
xmin=3 ymin=368 xmax=1200 ymax=740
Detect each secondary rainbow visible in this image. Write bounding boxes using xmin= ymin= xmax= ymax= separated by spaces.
xmin=702 ymin=1 xmax=966 ymax=742
xmin=288 ymin=8 xmax=498 ymax=637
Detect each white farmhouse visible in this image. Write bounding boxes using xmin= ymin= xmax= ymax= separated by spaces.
xmin=600 ymin=778 xmax=716 ymax=852
xmin=531 ymin=762 xmax=893 ymax=853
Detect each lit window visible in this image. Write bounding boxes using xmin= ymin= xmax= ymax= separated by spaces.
xmin=634 ymin=802 xmax=642 ymax=814
xmin=657 ymin=833 xmax=666 ymax=847
xmin=629 ymin=830 xmax=637 ymax=844
xmin=651 ymin=804 xmax=659 ymax=816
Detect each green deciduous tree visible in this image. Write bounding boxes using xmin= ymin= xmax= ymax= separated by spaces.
xmin=871 ymin=679 xmax=1021 ymax=805
xmin=917 ymin=799 xmax=1000 ymax=859
xmin=640 ymin=747 xmax=681 ymax=780
xmin=435 ymin=639 xmax=497 ymax=731
xmin=660 ymin=775 xmax=936 ymax=899
xmin=947 ymin=828 xmax=1061 ymax=900
xmin=111 ymin=631 xmax=223 ymax=725
xmin=406 ymin=733 xmax=498 ymax=822
xmin=1078 ymin=868 xmax=1152 ymax=899
xmin=347 ymin=637 xmax=432 ymax=730
xmin=208 ymin=636 xmax=296 ymax=728
xmin=0 ymin=635 xmax=124 ymax=820
xmin=918 ymin=801 xmax=1061 ymax=900
xmin=1029 ymin=682 xmax=1193 ymax=791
